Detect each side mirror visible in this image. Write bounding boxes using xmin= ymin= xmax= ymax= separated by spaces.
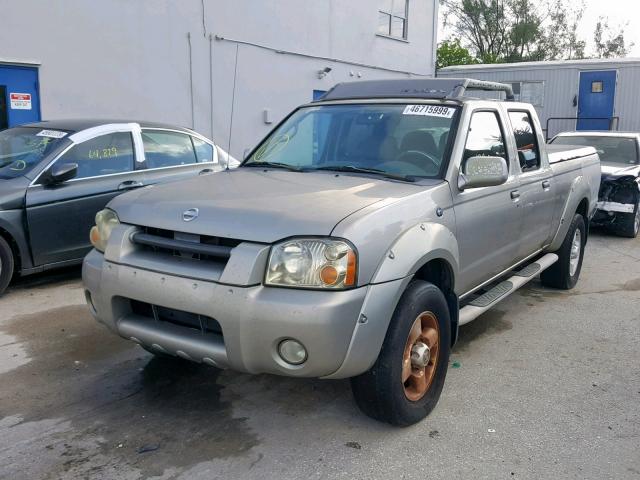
xmin=518 ymin=150 xmax=538 ymax=170
xmin=47 ymin=162 xmax=78 ymax=184
xmin=458 ymin=156 xmax=508 ymax=190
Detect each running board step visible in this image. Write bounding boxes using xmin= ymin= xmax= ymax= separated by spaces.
xmin=459 ymin=253 xmax=558 ymax=326
xmin=469 ymin=281 xmax=513 ymax=307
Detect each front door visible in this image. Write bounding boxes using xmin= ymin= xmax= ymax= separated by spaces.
xmin=26 ymin=129 xmax=147 ymax=266
xmin=0 ymin=64 xmax=41 ymax=128
xmin=452 ymin=110 xmax=523 ymax=295
xmin=577 ymin=70 xmax=617 ymax=131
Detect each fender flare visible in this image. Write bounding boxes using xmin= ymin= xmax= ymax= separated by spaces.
xmin=370 ymin=222 xmax=460 ymax=285
xmin=548 ymin=175 xmax=591 ymax=251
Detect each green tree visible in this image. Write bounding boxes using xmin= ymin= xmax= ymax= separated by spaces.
xmin=594 ymin=17 xmax=631 ymax=58
xmin=440 ymin=0 xmax=628 ymax=63
xmin=437 ymin=39 xmax=478 ymax=69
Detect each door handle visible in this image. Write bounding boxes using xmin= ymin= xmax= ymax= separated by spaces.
xmin=542 ymin=180 xmax=551 ymax=189
xmin=118 ymin=180 xmax=144 ymax=190
xmin=199 ymin=168 xmax=214 ymax=175
xmin=510 ymin=190 xmax=521 ymax=200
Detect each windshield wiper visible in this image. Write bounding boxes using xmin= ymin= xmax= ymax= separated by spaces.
xmin=242 ymin=161 xmax=303 ymax=172
xmin=312 ymin=165 xmax=416 ymax=182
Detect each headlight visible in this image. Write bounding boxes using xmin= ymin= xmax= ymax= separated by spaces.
xmin=265 ymin=238 xmax=357 ymax=289
xmin=89 ymin=209 xmax=120 ymax=253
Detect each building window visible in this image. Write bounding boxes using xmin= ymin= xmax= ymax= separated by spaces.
xmin=591 ymin=81 xmax=603 ymax=93
xmin=510 ymin=81 xmax=545 ymax=107
xmin=377 ymin=0 xmax=408 ymax=40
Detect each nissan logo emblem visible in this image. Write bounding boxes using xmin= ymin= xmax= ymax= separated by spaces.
xmin=182 ymin=208 xmax=199 ymax=222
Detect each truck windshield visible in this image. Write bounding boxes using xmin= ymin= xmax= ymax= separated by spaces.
xmin=552 ymin=135 xmax=638 ymax=165
xmin=0 ymin=127 xmax=69 ymax=179
xmin=243 ymin=104 xmax=459 ymax=179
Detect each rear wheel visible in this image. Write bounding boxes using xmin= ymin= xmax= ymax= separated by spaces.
xmin=350 ymin=281 xmax=451 ymax=426
xmin=613 ymin=200 xmax=639 ymax=238
xmin=0 ymin=236 xmax=14 ymax=297
xmin=541 ymin=213 xmax=586 ymax=290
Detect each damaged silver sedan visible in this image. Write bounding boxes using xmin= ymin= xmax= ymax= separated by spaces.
xmin=551 ymin=132 xmax=640 ymax=238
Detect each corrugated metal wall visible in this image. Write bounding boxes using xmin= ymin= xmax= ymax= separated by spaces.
xmin=439 ymin=60 xmax=640 ymax=139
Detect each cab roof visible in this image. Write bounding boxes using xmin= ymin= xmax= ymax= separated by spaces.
xmin=316 ymin=78 xmax=515 ymax=102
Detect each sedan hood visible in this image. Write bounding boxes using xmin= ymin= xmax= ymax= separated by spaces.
xmin=601 ymin=162 xmax=640 ymax=178
xmin=0 ymin=176 xmax=29 ymax=210
xmin=109 ymin=168 xmax=423 ymax=242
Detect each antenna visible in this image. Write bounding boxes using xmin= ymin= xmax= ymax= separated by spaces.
xmin=226 ymin=43 xmax=239 ymax=170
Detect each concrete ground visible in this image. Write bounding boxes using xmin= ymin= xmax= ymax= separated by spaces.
xmin=0 ymin=230 xmax=638 ymax=480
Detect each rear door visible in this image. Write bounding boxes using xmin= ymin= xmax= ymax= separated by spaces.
xmin=451 ymin=109 xmax=523 ymax=294
xmin=507 ymin=109 xmax=555 ymax=259
xmin=138 ymin=128 xmax=220 ymax=185
xmin=25 ymin=125 xmax=147 ymax=266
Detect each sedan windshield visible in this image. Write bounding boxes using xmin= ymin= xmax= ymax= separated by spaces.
xmin=552 ymin=135 xmax=638 ymax=165
xmin=243 ymin=104 xmax=459 ymax=179
xmin=0 ymin=127 xmax=69 ymax=179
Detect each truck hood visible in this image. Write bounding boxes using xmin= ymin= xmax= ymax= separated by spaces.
xmin=0 ymin=176 xmax=29 ymax=210
xmin=109 ymin=168 xmax=424 ymax=242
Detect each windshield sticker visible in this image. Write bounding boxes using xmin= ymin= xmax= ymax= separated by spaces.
xmin=403 ymin=105 xmax=455 ymax=118
xmin=36 ymin=129 xmax=68 ymax=139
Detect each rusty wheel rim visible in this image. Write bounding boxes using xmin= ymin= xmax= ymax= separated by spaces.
xmin=402 ymin=311 xmax=440 ymax=402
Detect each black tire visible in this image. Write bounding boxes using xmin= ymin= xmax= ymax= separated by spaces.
xmin=0 ymin=236 xmax=15 ymax=297
xmin=350 ymin=281 xmax=451 ymax=426
xmin=540 ymin=213 xmax=586 ymax=290
xmin=613 ymin=200 xmax=639 ymax=238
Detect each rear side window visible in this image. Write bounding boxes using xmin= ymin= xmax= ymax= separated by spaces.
xmin=463 ymin=111 xmax=507 ymax=162
xmin=141 ymin=130 xmax=197 ymax=168
xmin=508 ymin=111 xmax=540 ymax=172
xmin=58 ymin=132 xmax=134 ymax=179
xmin=192 ymin=136 xmax=216 ymax=163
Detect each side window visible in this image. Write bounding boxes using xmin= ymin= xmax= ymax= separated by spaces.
xmin=192 ymin=136 xmax=216 ymax=163
xmin=463 ymin=111 xmax=507 ymax=162
xmin=141 ymin=130 xmax=197 ymax=169
xmin=508 ymin=111 xmax=540 ymax=172
xmin=57 ymin=132 xmax=134 ymax=179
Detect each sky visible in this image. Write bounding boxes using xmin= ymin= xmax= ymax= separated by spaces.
xmin=439 ymin=0 xmax=640 ymax=58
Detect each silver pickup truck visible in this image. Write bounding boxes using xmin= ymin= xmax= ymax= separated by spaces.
xmin=83 ymin=79 xmax=600 ymax=426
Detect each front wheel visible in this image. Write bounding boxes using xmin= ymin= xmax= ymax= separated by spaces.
xmin=541 ymin=213 xmax=586 ymax=290
xmin=0 ymin=236 xmax=14 ymax=297
xmin=350 ymin=281 xmax=451 ymax=426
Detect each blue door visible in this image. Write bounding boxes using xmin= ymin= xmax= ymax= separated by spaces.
xmin=0 ymin=65 xmax=41 ymax=129
xmin=577 ymin=70 xmax=616 ymax=131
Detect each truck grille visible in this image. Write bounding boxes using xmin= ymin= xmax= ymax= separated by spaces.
xmin=130 ymin=299 xmax=222 ymax=336
xmin=130 ymin=226 xmax=241 ymax=264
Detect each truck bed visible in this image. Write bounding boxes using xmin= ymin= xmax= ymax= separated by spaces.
xmin=546 ymin=144 xmax=597 ymax=164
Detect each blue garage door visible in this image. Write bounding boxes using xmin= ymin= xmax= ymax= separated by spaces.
xmin=577 ymin=70 xmax=616 ymax=131
xmin=0 ymin=65 xmax=41 ymax=129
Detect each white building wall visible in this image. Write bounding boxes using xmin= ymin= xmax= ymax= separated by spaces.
xmin=439 ymin=58 xmax=640 ymax=139
xmin=1 ymin=0 xmax=437 ymax=156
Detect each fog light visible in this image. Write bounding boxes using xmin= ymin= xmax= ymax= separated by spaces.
xmin=278 ymin=339 xmax=307 ymax=365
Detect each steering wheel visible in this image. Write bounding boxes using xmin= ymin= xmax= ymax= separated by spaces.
xmin=392 ymin=150 xmax=441 ymax=175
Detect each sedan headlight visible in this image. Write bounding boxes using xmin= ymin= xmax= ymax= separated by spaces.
xmin=89 ymin=209 xmax=120 ymax=253
xmin=265 ymin=238 xmax=357 ymax=289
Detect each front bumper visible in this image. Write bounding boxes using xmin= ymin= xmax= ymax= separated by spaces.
xmin=592 ymin=201 xmax=636 ymax=226
xmin=83 ymin=248 xmax=405 ymax=379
